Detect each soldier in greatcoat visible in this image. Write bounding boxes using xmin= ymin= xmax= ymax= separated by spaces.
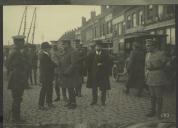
xmin=145 ymin=39 xmax=168 ymax=119
xmin=60 ymin=40 xmax=80 ymax=109
xmin=86 ymin=40 xmax=111 ymax=106
xmin=6 ymin=35 xmax=28 ymax=123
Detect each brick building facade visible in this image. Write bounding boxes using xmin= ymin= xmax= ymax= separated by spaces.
xmin=60 ymin=5 xmax=175 ymax=54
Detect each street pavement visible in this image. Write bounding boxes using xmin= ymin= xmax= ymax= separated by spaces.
xmin=71 ymin=0 xmax=178 ymax=5
xmin=3 ymin=70 xmax=176 ymax=128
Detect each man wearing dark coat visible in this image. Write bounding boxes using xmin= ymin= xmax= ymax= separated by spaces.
xmin=6 ymin=35 xmax=28 ymax=123
xmin=124 ymin=41 xmax=145 ymax=97
xmin=60 ymin=40 xmax=80 ymax=109
xmin=38 ymin=42 xmax=57 ymax=110
xmin=86 ymin=40 xmax=111 ymax=106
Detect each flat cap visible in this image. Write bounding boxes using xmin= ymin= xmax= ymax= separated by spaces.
xmin=41 ymin=42 xmax=51 ymax=49
xmin=12 ymin=35 xmax=26 ymax=40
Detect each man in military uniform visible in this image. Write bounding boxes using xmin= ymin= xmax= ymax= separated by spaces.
xmin=145 ymin=39 xmax=168 ymax=119
xmin=6 ymin=35 xmax=28 ymax=123
xmin=86 ymin=40 xmax=111 ymax=106
xmin=60 ymin=40 xmax=80 ymax=109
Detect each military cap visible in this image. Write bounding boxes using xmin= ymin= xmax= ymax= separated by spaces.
xmin=41 ymin=42 xmax=51 ymax=49
xmin=12 ymin=35 xmax=26 ymax=40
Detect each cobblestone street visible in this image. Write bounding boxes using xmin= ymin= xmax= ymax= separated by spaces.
xmin=3 ymin=67 xmax=176 ymax=128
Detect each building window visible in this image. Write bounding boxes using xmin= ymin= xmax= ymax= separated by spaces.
xmin=147 ymin=5 xmax=153 ymax=20
xmin=118 ymin=23 xmax=122 ymax=35
xmin=158 ymin=5 xmax=164 ymax=19
xmin=127 ymin=15 xmax=132 ymax=29
xmin=139 ymin=11 xmax=144 ymax=25
xmin=166 ymin=27 xmax=175 ymax=45
xmin=132 ymin=13 xmax=137 ymax=27
xmin=166 ymin=5 xmax=175 ymax=14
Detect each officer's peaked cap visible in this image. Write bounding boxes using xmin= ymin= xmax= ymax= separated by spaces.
xmin=12 ymin=35 xmax=26 ymax=40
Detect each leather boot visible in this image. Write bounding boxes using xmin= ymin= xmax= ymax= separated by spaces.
xmin=146 ymin=96 xmax=156 ymax=117
xmin=157 ymin=97 xmax=163 ymax=119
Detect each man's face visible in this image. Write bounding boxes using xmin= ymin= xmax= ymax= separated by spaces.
xmin=14 ymin=39 xmax=24 ymax=49
xmin=95 ymin=45 xmax=102 ymax=51
xmin=146 ymin=42 xmax=155 ymax=52
xmin=62 ymin=43 xmax=69 ymax=50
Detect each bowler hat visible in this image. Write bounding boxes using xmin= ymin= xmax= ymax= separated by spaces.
xmin=41 ymin=42 xmax=51 ymax=49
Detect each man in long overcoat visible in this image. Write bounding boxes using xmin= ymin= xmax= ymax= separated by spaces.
xmin=6 ymin=35 xmax=28 ymax=123
xmin=60 ymin=40 xmax=81 ymax=109
xmin=86 ymin=40 xmax=111 ymax=106
xmin=124 ymin=41 xmax=145 ymax=96
xmin=38 ymin=42 xmax=57 ymax=110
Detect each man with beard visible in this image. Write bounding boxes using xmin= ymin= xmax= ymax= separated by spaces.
xmin=86 ymin=40 xmax=111 ymax=106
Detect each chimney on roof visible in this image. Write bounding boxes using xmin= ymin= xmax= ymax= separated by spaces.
xmin=91 ymin=11 xmax=96 ymax=19
xmin=82 ymin=16 xmax=86 ymax=26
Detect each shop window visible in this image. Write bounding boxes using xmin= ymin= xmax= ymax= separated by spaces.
xmin=118 ymin=23 xmax=122 ymax=35
xmin=167 ymin=27 xmax=175 ymax=45
xmin=139 ymin=11 xmax=144 ymax=25
xmin=147 ymin=5 xmax=153 ymax=20
xmin=132 ymin=13 xmax=137 ymax=27
xmin=127 ymin=15 xmax=132 ymax=29
xmin=158 ymin=5 xmax=164 ymax=19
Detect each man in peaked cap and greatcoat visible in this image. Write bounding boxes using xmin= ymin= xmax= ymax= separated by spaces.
xmin=145 ymin=38 xmax=168 ymax=119
xmin=6 ymin=35 xmax=28 ymax=123
xmin=86 ymin=40 xmax=111 ymax=106
xmin=60 ymin=39 xmax=80 ymax=109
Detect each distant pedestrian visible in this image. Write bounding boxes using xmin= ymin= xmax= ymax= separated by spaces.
xmin=6 ymin=35 xmax=28 ymax=123
xmin=124 ymin=41 xmax=146 ymax=97
xmin=38 ymin=42 xmax=57 ymax=110
xmin=30 ymin=44 xmax=38 ymax=85
xmin=86 ymin=40 xmax=111 ymax=106
xmin=145 ymin=39 xmax=168 ymax=119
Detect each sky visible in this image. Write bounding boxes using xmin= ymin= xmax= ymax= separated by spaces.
xmin=3 ymin=5 xmax=101 ymax=45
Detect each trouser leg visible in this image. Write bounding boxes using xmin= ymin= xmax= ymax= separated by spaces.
xmin=33 ymin=68 xmax=37 ymax=85
xmin=92 ymin=87 xmax=98 ymax=103
xmin=55 ymin=84 xmax=60 ymax=99
xmin=39 ymin=85 xmax=47 ymax=107
xmin=146 ymin=86 xmax=156 ymax=117
xmin=11 ymin=89 xmax=24 ymax=121
xmin=62 ymin=88 xmax=67 ymax=99
xmin=101 ymin=89 xmax=106 ymax=105
xmin=155 ymin=86 xmax=163 ymax=118
xmin=46 ymin=84 xmax=53 ymax=105
xmin=68 ymin=88 xmax=76 ymax=105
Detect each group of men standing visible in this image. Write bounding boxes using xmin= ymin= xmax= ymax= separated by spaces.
xmin=6 ymin=34 xmax=172 ymax=123
xmin=38 ymin=39 xmax=112 ymax=110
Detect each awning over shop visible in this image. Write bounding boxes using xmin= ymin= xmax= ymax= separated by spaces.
xmin=123 ymin=32 xmax=167 ymax=40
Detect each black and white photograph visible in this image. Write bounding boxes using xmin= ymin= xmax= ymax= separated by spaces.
xmin=3 ymin=5 xmax=176 ymax=128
